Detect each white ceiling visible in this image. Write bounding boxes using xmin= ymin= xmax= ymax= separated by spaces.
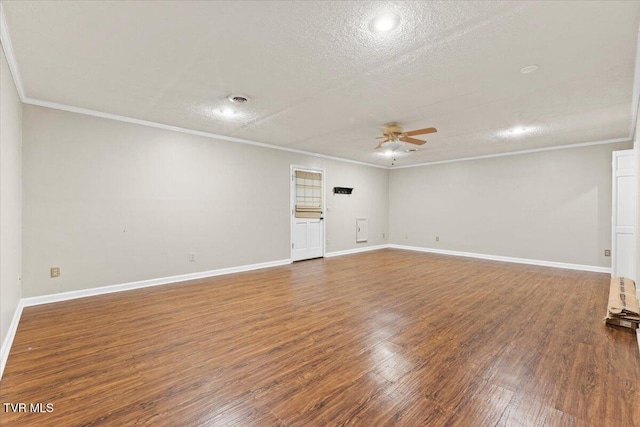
xmin=2 ymin=1 xmax=640 ymax=167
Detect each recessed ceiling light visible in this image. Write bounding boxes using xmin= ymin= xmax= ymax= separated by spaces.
xmin=370 ymin=14 xmax=400 ymax=33
xmin=220 ymin=107 xmax=237 ymax=118
xmin=509 ymin=127 xmax=529 ymax=135
xmin=520 ymin=65 xmax=539 ymax=74
xmin=500 ymin=126 xmax=535 ymax=138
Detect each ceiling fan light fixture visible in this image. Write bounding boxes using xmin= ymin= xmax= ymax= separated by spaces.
xmin=374 ymin=123 xmax=436 ymax=151
xmin=382 ymin=139 xmax=403 ymax=151
xmin=370 ymin=14 xmax=400 ymax=33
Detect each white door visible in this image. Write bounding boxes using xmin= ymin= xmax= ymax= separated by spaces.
xmin=612 ymin=150 xmax=636 ymax=279
xmin=291 ymin=166 xmax=325 ymax=261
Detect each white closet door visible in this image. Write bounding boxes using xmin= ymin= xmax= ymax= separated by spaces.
xmin=612 ymin=150 xmax=636 ymax=279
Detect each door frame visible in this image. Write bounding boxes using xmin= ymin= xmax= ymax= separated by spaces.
xmin=611 ymin=149 xmax=636 ymax=279
xmin=290 ymin=164 xmax=326 ymax=261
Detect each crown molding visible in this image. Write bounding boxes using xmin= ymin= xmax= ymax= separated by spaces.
xmin=3 ymin=3 xmax=639 ymax=169
xmin=390 ymin=137 xmax=632 ymax=170
xmin=0 ymin=2 xmax=25 ymax=101
xmin=24 ymin=98 xmax=389 ymax=170
xmin=25 ymin=97 xmax=633 ymax=172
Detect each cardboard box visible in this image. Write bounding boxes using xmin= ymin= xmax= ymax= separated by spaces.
xmin=605 ymin=317 xmax=639 ymax=329
xmin=605 ymin=277 xmax=640 ymax=330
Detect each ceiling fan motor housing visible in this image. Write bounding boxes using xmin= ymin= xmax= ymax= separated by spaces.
xmin=376 ymin=123 xmax=437 ymax=150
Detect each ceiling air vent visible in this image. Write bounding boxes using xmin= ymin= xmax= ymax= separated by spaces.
xmin=228 ymin=95 xmax=251 ymax=104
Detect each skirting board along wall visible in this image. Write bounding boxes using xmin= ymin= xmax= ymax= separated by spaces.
xmin=324 ymin=244 xmax=389 ymax=258
xmin=389 ymin=244 xmax=612 ymax=274
xmin=0 ymin=258 xmax=289 ymax=379
xmin=0 ymin=303 xmax=23 ymax=381
xmin=389 ymin=142 xmax=630 ymax=271
xmin=0 ymin=243 xmax=612 ymax=380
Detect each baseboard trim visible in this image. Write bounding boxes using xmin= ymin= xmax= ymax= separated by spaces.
xmin=388 ymin=244 xmax=611 ymax=274
xmin=21 ymin=259 xmax=292 ymax=308
xmin=1 ymin=244 xmax=611 ymax=381
xmin=2 ymin=258 xmax=294 ymax=381
xmin=325 ymin=244 xmax=390 ymax=258
xmin=0 ymin=302 xmax=24 ymax=380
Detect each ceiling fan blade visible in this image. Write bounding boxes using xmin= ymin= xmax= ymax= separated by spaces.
xmin=375 ymin=138 xmax=391 ymax=149
xmin=404 ymin=127 xmax=437 ymax=136
xmin=400 ymin=136 xmax=426 ymax=145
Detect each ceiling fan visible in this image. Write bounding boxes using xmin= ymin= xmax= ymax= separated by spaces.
xmin=375 ymin=122 xmax=437 ymax=150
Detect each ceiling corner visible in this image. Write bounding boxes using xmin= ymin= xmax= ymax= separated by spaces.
xmin=0 ymin=2 xmax=25 ymax=101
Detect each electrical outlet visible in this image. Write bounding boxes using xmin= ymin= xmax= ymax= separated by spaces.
xmin=50 ymin=267 xmax=60 ymax=278
xmin=604 ymin=249 xmax=611 ymax=257
xmin=436 ymin=236 xmax=440 ymax=242
xmin=405 ymin=234 xmax=408 ymax=239
xmin=189 ymin=252 xmax=196 ymax=262
xmin=382 ymin=233 xmax=385 ymax=239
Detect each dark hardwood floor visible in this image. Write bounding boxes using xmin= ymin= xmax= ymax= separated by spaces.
xmin=0 ymin=249 xmax=638 ymax=426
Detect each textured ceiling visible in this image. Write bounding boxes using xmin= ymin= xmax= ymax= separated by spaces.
xmin=3 ymin=1 xmax=640 ymax=167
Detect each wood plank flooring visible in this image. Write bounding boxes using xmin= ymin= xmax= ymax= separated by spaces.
xmin=0 ymin=249 xmax=638 ymax=426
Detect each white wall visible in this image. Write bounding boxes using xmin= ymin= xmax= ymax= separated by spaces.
xmin=389 ymin=142 xmax=631 ymax=268
xmin=0 ymin=45 xmax=23 ymax=349
xmin=22 ymin=105 xmax=389 ymax=297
